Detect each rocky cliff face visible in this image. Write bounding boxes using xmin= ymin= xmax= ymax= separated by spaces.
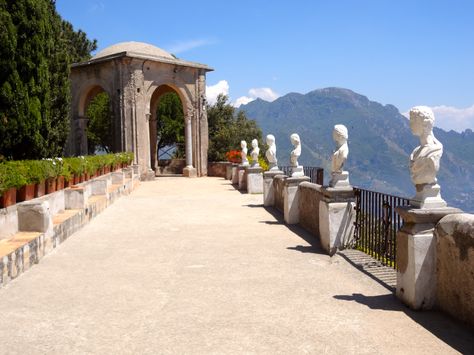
xmin=240 ymin=88 xmax=474 ymax=212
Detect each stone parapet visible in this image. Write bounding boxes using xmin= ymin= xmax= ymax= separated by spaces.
xmin=263 ymin=170 xmax=284 ymax=207
xmin=246 ymin=167 xmax=263 ymax=194
xmin=238 ymin=165 xmax=248 ymax=191
xmin=283 ymin=176 xmax=310 ymax=224
xmin=395 ymin=206 xmax=462 ymax=310
xmin=435 ymin=213 xmax=474 ymax=329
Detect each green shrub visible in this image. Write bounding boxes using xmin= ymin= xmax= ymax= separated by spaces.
xmin=0 ymin=162 xmax=28 ymax=192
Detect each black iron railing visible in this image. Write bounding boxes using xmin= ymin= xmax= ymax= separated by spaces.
xmin=279 ymin=166 xmax=324 ymax=185
xmin=353 ymin=188 xmax=409 ymax=269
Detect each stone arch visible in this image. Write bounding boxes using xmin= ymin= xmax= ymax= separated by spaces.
xmin=148 ymin=84 xmax=188 ymax=171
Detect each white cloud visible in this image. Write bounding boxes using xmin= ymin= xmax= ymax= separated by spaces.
xmin=430 ymin=105 xmax=474 ymax=132
xmin=166 ymin=39 xmax=216 ymax=54
xmin=234 ymin=87 xmax=280 ymax=107
xmin=403 ymin=105 xmax=474 ymax=132
xmin=206 ymin=80 xmax=229 ymax=105
xmin=88 ymin=1 xmax=105 ymax=13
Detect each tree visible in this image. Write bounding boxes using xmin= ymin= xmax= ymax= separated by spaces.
xmin=0 ymin=0 xmax=97 ymax=160
xmin=156 ymin=92 xmax=184 ymax=158
xmin=86 ymin=92 xmax=113 ymax=153
xmin=207 ymin=94 xmax=263 ymax=161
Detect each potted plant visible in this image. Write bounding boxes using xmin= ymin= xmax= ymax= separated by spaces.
xmin=16 ymin=161 xmax=36 ymax=202
xmin=0 ymin=162 xmax=27 ymax=208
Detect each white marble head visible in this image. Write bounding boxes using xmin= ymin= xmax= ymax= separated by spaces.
xmin=266 ymin=134 xmax=275 ymax=146
xmin=290 ymin=133 xmax=300 ymax=146
xmin=251 ymin=139 xmax=259 ymax=148
xmin=410 ymin=106 xmax=435 ymax=137
xmin=333 ymin=124 xmax=348 ymax=145
xmin=240 ymin=140 xmax=247 ymax=149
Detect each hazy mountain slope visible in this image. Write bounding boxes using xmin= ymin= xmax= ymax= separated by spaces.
xmin=240 ymin=88 xmax=474 ymax=212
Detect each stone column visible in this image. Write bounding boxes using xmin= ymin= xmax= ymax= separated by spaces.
xmin=183 ymin=111 xmax=197 ymax=178
xmin=231 ymin=164 xmax=239 ymax=185
xmin=263 ymin=170 xmax=284 ymax=206
xmin=225 ymin=163 xmax=233 ymax=180
xmin=314 ymin=186 xmax=355 ymax=255
xmin=395 ymin=206 xmax=461 ymax=310
xmin=283 ymin=176 xmax=310 ymax=224
xmin=246 ymin=166 xmax=264 ymax=194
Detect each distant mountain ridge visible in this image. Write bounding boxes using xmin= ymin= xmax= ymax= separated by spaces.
xmin=239 ymin=87 xmax=474 ymax=212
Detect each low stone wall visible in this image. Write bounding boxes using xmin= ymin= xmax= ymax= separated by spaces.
xmin=435 ymin=213 xmax=474 ymax=329
xmin=273 ymin=175 xmax=286 ymax=213
xmin=0 ymin=169 xmax=140 ymax=287
xmin=298 ymin=182 xmax=321 ymax=238
xmin=208 ymin=162 xmax=229 ymax=178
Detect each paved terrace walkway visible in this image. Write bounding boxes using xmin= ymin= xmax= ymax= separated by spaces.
xmin=0 ymin=178 xmax=472 ymax=354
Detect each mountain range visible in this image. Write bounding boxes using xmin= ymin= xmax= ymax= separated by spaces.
xmin=240 ymin=88 xmax=474 ymax=212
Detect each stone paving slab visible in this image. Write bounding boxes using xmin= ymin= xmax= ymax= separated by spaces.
xmin=0 ymin=177 xmax=472 ymax=354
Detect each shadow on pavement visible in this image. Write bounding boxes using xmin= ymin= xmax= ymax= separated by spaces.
xmin=333 ymin=293 xmax=474 ymax=353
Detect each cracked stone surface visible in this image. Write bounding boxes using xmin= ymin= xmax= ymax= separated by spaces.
xmin=0 ymin=177 xmax=472 ymax=354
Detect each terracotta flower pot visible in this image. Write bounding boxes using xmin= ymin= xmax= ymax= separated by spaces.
xmin=56 ymin=176 xmax=65 ymax=190
xmin=79 ymin=174 xmax=85 ymax=183
xmin=35 ymin=180 xmax=46 ymax=197
xmin=64 ymin=178 xmax=72 ymax=188
xmin=73 ymin=174 xmax=80 ymax=184
xmin=46 ymin=177 xmax=56 ymax=194
xmin=17 ymin=184 xmax=35 ymax=202
xmin=1 ymin=187 xmax=17 ymax=208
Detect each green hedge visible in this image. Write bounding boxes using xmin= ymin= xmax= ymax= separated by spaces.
xmin=0 ymin=152 xmax=134 ymax=193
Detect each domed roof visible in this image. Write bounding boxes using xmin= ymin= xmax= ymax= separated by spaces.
xmin=92 ymin=41 xmax=174 ymax=60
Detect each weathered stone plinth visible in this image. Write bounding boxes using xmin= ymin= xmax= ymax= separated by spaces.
xmin=183 ymin=166 xmax=197 ymax=178
xmin=231 ymin=164 xmax=239 ymax=185
xmin=329 ymin=171 xmax=350 ymax=188
xmin=246 ymin=167 xmax=263 ymax=194
xmin=225 ymin=163 xmax=233 ymax=180
xmin=140 ymin=168 xmax=155 ymax=181
xmin=410 ymin=183 xmax=447 ymax=209
xmin=314 ymin=186 xmax=355 ymax=255
xmin=396 ymin=206 xmax=462 ymax=310
xmin=291 ymin=166 xmax=304 ymax=177
xmin=238 ymin=165 xmax=248 ymax=191
xmin=263 ymin=170 xmax=284 ymax=206
xmin=17 ymin=201 xmax=52 ymax=234
xmin=283 ymin=176 xmax=310 ymax=224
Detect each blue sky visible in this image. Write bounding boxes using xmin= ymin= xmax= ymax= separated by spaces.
xmin=56 ymin=0 xmax=474 ymax=132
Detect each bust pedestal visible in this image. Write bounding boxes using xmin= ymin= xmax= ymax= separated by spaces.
xmin=283 ymin=176 xmax=310 ymax=224
xmin=410 ymin=183 xmax=447 ymax=209
xmin=313 ymin=185 xmax=355 ymax=255
xmin=225 ymin=163 xmax=233 ymax=180
xmin=263 ymin=170 xmax=284 ymax=206
xmin=231 ymin=164 xmax=239 ymax=185
xmin=238 ymin=165 xmax=249 ymax=191
xmin=246 ymin=166 xmax=263 ymax=194
xmin=291 ymin=166 xmax=304 ymax=177
xmin=395 ymin=206 xmax=461 ymax=310
xmin=329 ymin=171 xmax=350 ymax=188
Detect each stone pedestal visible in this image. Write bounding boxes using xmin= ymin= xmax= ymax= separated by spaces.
xmin=183 ymin=166 xmax=197 ymax=178
xmin=329 ymin=171 xmax=350 ymax=188
xmin=410 ymin=183 xmax=447 ymax=209
xmin=231 ymin=164 xmax=239 ymax=185
xmin=238 ymin=165 xmax=248 ymax=191
xmin=17 ymin=201 xmax=52 ymax=234
xmin=283 ymin=176 xmax=310 ymax=224
xmin=291 ymin=166 xmax=304 ymax=177
xmin=225 ymin=163 xmax=233 ymax=180
xmin=246 ymin=167 xmax=263 ymax=194
xmin=315 ymin=186 xmax=355 ymax=255
xmin=395 ymin=206 xmax=462 ymax=310
xmin=263 ymin=170 xmax=284 ymax=206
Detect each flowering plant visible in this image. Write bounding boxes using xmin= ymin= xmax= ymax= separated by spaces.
xmin=225 ymin=150 xmax=241 ymax=163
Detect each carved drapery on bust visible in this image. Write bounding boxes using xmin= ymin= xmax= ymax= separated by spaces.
xmin=290 ymin=133 xmax=303 ymax=177
xmin=329 ymin=124 xmax=350 ymax=188
xmin=250 ymin=139 xmax=260 ymax=167
xmin=408 ymin=106 xmax=446 ymax=208
xmin=240 ymin=140 xmax=249 ymax=166
xmin=265 ymin=134 xmax=278 ymax=170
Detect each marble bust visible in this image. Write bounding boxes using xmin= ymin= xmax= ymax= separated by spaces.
xmin=290 ymin=133 xmax=304 ymax=177
xmin=409 ymin=106 xmax=446 ymax=208
xmin=250 ymin=139 xmax=260 ymax=167
xmin=329 ymin=124 xmax=350 ymax=188
xmin=240 ymin=140 xmax=249 ymax=166
xmin=265 ymin=134 xmax=278 ymax=170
